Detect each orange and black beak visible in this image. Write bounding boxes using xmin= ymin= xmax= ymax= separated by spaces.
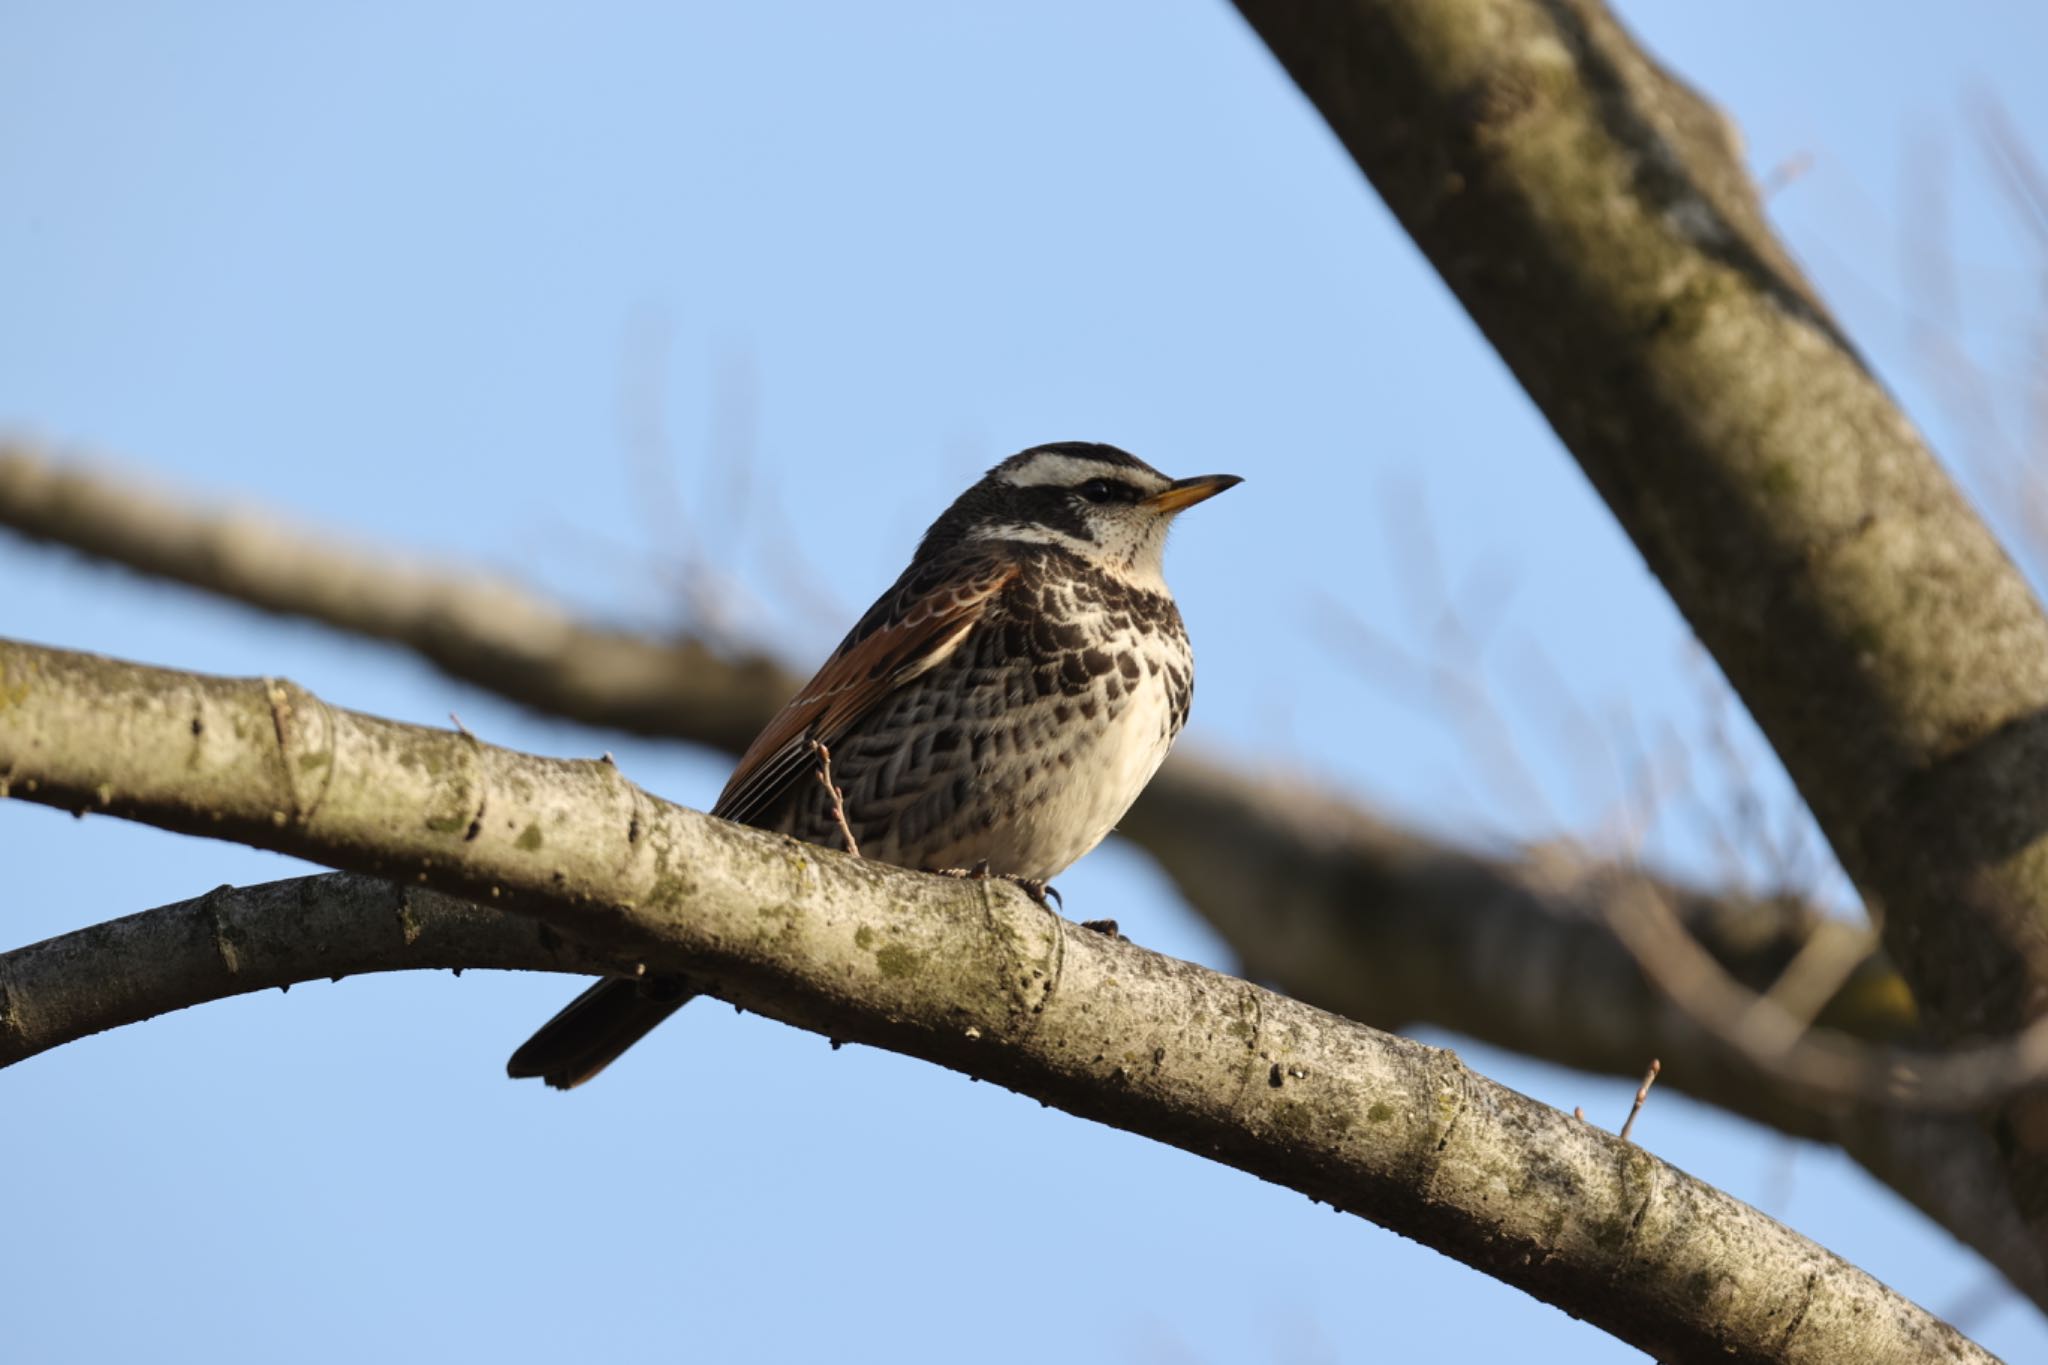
xmin=1145 ymin=474 xmax=1243 ymax=514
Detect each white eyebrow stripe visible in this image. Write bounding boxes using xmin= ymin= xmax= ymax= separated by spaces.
xmin=997 ymin=453 xmax=1163 ymax=490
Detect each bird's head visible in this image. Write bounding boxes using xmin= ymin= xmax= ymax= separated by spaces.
xmin=920 ymin=442 xmax=1241 ymax=588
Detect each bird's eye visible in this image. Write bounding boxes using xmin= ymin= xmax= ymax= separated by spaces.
xmin=1077 ymin=478 xmax=1124 ymax=504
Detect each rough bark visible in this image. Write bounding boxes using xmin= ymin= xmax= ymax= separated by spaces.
xmin=6 ymin=441 xmax=2042 ymax=1303
xmin=0 ymin=875 xmax=628 ymax=1064
xmin=1230 ymin=0 xmax=2048 ymax=1239
xmin=0 ymin=637 xmax=1994 ymax=1362
xmin=1127 ymin=758 xmax=2048 ymax=1306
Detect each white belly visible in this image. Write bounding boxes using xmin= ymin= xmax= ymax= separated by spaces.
xmin=910 ymin=630 xmax=1188 ymax=884
xmin=1003 ymin=665 xmax=1180 ymax=881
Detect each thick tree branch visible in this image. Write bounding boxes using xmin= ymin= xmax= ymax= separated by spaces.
xmin=0 ymin=639 xmax=1993 ymax=1361
xmin=8 ymin=441 xmax=2042 ymax=1301
xmin=1230 ymin=0 xmax=2048 ymax=1234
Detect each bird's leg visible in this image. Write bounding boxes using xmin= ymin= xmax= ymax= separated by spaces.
xmin=1079 ymin=918 xmax=1119 ymax=938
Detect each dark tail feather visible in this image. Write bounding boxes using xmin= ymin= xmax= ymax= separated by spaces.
xmin=506 ymin=977 xmax=695 ymax=1090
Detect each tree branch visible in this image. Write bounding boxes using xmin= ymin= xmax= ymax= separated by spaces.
xmin=1125 ymin=757 xmax=2048 ymax=1306
xmin=0 ymin=875 xmax=628 ymax=1064
xmin=0 ymin=443 xmax=788 ymax=753
xmin=0 ymin=440 xmax=1919 ymax=1104
xmin=1230 ymin=0 xmax=2048 ymax=1239
xmin=7 ymin=440 xmax=2042 ymax=1302
xmin=0 ymin=638 xmax=1994 ymax=1362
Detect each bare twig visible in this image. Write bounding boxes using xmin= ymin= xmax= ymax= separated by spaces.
xmin=809 ymin=738 xmax=860 ymax=858
xmin=1974 ymin=93 xmax=2048 ymax=249
xmin=617 ymin=307 xmax=756 ymax=646
xmin=1619 ymin=1058 xmax=1661 ymax=1144
xmin=1760 ymin=151 xmax=1815 ymax=200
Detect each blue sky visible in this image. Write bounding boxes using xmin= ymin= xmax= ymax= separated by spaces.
xmin=5 ymin=3 xmax=2047 ymax=1360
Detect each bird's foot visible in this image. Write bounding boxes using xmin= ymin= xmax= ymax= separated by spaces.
xmin=1079 ymin=918 xmax=1120 ymax=939
xmin=931 ymin=859 xmax=994 ymax=881
xmin=928 ymin=863 xmax=1061 ymax=909
xmin=1015 ymin=878 xmax=1062 ymax=910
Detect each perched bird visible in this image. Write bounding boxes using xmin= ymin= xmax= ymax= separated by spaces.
xmin=507 ymin=441 xmax=1240 ymax=1088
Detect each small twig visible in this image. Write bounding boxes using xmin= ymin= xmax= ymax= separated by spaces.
xmin=1760 ymin=150 xmax=1815 ymax=199
xmin=449 ymin=711 xmax=475 ymax=739
xmin=809 ymin=738 xmax=860 ymax=858
xmin=1619 ymin=1058 xmax=1661 ymax=1144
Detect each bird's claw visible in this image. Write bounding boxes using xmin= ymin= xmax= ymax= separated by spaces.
xmin=1016 ymin=878 xmax=1062 ymax=909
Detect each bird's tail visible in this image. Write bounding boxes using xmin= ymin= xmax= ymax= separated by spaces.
xmin=505 ymin=977 xmax=695 ymax=1090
